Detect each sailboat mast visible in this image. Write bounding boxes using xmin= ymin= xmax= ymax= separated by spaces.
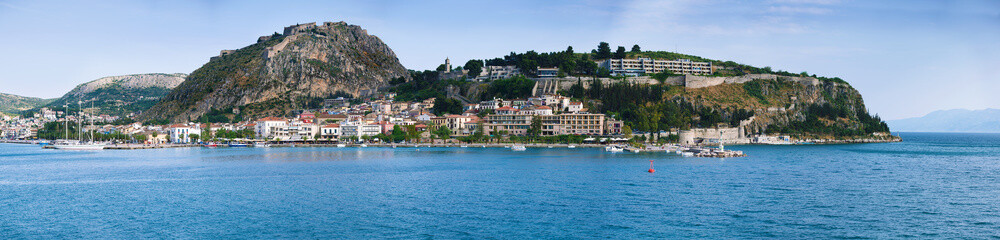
xmin=90 ymin=101 xmax=94 ymax=142
xmin=77 ymin=99 xmax=82 ymax=142
xmin=63 ymin=105 xmax=68 ymax=140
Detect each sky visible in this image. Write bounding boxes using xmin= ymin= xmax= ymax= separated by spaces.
xmin=0 ymin=0 xmax=997 ymax=120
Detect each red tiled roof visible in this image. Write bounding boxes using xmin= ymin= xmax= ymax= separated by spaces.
xmin=496 ymin=106 xmax=518 ymax=111
xmin=323 ymin=124 xmax=340 ymax=128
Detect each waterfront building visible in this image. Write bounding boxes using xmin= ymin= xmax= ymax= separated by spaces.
xmin=320 ymin=124 xmax=340 ymax=139
xmin=168 ymin=124 xmax=202 ymax=143
xmin=254 ymin=117 xmax=288 ymax=139
xmin=482 ymin=113 xmax=607 ymax=136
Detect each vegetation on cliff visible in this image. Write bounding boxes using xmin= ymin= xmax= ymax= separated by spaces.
xmin=0 ymin=93 xmax=53 ymax=114
xmin=23 ymin=73 xmax=186 ymax=117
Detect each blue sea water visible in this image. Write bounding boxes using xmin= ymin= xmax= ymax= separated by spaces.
xmin=1 ymin=132 xmax=998 ymax=239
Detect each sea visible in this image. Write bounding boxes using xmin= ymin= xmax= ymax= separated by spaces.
xmin=0 ymin=132 xmax=997 ymax=239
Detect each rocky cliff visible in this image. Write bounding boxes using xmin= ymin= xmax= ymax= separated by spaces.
xmin=141 ymin=21 xmax=409 ymax=122
xmin=40 ymin=73 xmax=187 ymax=117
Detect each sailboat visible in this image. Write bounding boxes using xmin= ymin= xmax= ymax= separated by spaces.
xmin=52 ymin=100 xmax=105 ymax=150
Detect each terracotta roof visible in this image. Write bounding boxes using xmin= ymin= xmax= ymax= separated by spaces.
xmin=496 ymin=106 xmax=519 ymax=111
xmin=323 ymin=124 xmax=340 ymax=128
xmin=535 ymin=105 xmax=552 ymax=109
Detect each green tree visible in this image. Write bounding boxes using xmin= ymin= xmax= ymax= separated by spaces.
xmin=614 ymin=46 xmax=627 ymax=59
xmin=464 ymin=60 xmax=483 ymax=78
xmin=433 ymin=98 xmax=464 ymax=115
xmin=622 ymin=125 xmax=633 ymax=138
xmin=435 ymin=126 xmax=452 ymax=139
xmin=631 ymin=44 xmax=641 ymax=53
xmin=528 ymin=117 xmax=542 ymax=138
xmin=188 ymin=133 xmax=199 ymax=143
xmin=596 ymin=42 xmax=612 ymax=59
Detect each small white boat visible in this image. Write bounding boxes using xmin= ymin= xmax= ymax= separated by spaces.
xmin=511 ymin=145 xmax=527 ymax=151
xmin=360 ymin=144 xmax=368 ymax=147
xmin=567 ymin=145 xmax=577 ymax=148
xmin=253 ymin=142 xmax=270 ymax=148
xmin=461 ymin=145 xmax=468 ymax=148
xmin=682 ymin=152 xmax=695 ymax=157
xmin=605 ymin=145 xmax=624 ymax=153
xmin=337 ymin=144 xmax=346 ymax=148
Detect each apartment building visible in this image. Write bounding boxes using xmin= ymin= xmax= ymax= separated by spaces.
xmin=597 ymin=58 xmax=713 ymax=76
xmin=482 ymin=113 xmax=606 ymax=136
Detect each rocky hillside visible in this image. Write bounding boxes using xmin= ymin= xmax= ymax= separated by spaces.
xmin=39 ymin=73 xmax=187 ymax=117
xmin=0 ymin=93 xmax=53 ymax=114
xmin=663 ymin=76 xmax=890 ymax=137
xmin=141 ymin=21 xmax=409 ymax=122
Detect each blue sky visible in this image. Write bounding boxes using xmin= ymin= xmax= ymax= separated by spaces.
xmin=0 ymin=0 xmax=997 ymax=120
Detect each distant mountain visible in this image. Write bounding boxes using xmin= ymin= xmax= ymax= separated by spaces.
xmin=39 ymin=73 xmax=187 ymax=117
xmin=0 ymin=93 xmax=53 ymax=114
xmin=887 ymin=109 xmax=1000 ymax=133
xmin=140 ymin=21 xmax=409 ymax=123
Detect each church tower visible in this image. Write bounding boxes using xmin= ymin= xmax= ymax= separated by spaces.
xmin=444 ymin=57 xmax=452 ymax=73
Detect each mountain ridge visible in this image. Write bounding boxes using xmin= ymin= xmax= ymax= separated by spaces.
xmin=0 ymin=92 xmax=54 ymax=114
xmin=37 ymin=73 xmax=187 ymax=117
xmin=887 ymin=108 xmax=1000 ymax=133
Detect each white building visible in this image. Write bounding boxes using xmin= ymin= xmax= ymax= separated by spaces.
xmin=168 ymin=124 xmax=202 ymax=144
xmin=320 ymin=124 xmax=341 ymax=139
xmin=254 ymin=117 xmax=288 ymax=139
xmin=598 ymin=58 xmax=713 ymax=76
xmin=476 ymin=65 xmax=521 ymax=81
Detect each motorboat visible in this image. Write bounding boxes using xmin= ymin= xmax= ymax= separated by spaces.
xmin=511 ymin=145 xmax=527 ymax=151
xmin=605 ymin=145 xmax=624 ymax=152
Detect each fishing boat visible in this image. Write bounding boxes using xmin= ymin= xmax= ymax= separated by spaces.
xmin=203 ymin=143 xmax=219 ymax=148
xmin=511 ymin=145 xmax=527 ymax=151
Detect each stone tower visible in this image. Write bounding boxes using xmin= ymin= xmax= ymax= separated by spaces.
xmin=444 ymin=57 xmax=451 ymax=73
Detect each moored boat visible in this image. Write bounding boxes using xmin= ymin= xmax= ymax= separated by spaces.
xmin=511 ymin=145 xmax=527 ymax=151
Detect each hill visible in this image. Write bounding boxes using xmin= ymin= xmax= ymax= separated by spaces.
xmin=140 ymin=21 xmax=409 ymax=123
xmin=887 ymin=109 xmax=1000 ymax=133
xmin=0 ymin=93 xmax=53 ymax=114
xmin=398 ymin=44 xmax=891 ymax=139
xmin=37 ymin=73 xmax=187 ymax=117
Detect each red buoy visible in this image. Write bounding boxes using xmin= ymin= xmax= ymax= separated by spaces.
xmin=648 ymin=160 xmax=655 ymax=173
